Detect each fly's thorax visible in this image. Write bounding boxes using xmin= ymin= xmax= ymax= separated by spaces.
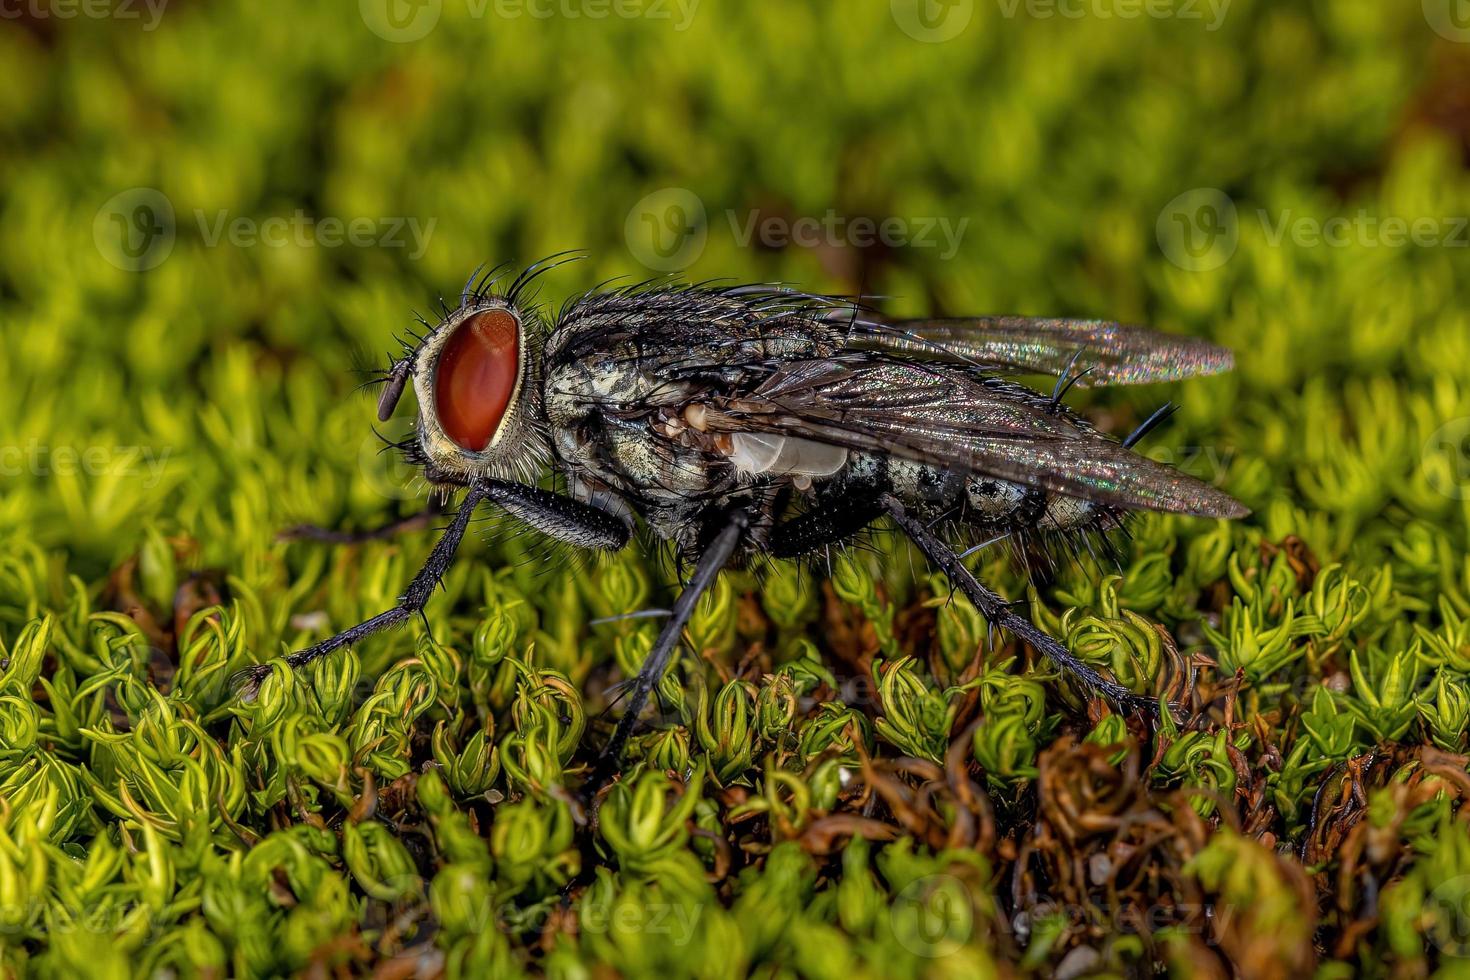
xmin=410 ymin=298 xmax=550 ymax=484
xmin=539 ymin=289 xmax=843 ymax=515
xmin=543 ymin=348 xmax=726 ymax=507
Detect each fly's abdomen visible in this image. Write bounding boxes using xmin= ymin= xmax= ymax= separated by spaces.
xmin=810 ymin=451 xmax=1111 ymax=535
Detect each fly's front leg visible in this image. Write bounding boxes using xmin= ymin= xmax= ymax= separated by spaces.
xmin=587 ymin=508 xmax=749 ymax=790
xmin=233 ymin=483 xmax=491 ymax=698
xmin=487 ymin=481 xmax=631 ymax=551
xmin=235 ymin=481 xmax=630 ymax=699
xmin=881 ymin=493 xmax=1160 ymax=715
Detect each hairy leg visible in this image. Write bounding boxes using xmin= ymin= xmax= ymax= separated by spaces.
xmin=882 ymin=493 xmax=1159 ymax=714
xmin=277 ymin=501 xmax=446 ymax=544
xmin=235 ymin=481 xmax=630 ymax=698
xmin=768 ymin=496 xmax=886 ymax=558
xmin=587 ymin=508 xmax=749 ymax=788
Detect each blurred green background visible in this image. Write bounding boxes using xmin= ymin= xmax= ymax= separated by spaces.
xmin=4 ymin=0 xmax=1470 ymax=976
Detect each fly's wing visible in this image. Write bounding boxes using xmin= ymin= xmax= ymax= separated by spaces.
xmin=708 ymin=357 xmax=1247 ymax=518
xmin=851 ymin=317 xmax=1233 ymax=387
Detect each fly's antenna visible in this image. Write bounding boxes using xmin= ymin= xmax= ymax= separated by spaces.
xmin=377 ymin=357 xmax=413 ymax=421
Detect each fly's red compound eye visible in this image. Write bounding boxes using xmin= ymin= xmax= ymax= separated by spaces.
xmin=433 ymin=308 xmax=520 ymax=452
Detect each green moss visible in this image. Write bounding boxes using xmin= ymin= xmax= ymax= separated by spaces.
xmin=3 ymin=0 xmax=1470 ymax=975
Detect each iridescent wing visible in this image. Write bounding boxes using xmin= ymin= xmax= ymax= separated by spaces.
xmin=853 ymin=317 xmax=1233 ymax=387
xmin=707 ymin=356 xmax=1247 ymax=518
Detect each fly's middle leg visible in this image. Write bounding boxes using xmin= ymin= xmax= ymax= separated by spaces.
xmin=587 ymin=507 xmax=749 ymax=794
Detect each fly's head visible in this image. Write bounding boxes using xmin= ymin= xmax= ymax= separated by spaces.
xmin=376 ymin=272 xmax=555 ymax=488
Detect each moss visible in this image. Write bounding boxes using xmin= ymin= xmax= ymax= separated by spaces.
xmin=3 ymin=0 xmax=1470 ymax=975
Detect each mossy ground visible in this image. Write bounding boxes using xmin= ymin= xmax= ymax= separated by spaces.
xmin=3 ymin=1 xmax=1470 ymax=977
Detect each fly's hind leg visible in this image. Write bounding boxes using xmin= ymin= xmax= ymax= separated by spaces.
xmin=278 ymin=500 xmax=447 ymax=544
xmin=277 ymin=462 xmax=467 ymax=544
xmin=235 ymin=481 xmax=631 ymax=698
xmin=881 ymin=493 xmax=1161 ymax=715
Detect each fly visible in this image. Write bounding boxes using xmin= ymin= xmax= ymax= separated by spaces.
xmin=238 ymin=257 xmax=1248 ymax=788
